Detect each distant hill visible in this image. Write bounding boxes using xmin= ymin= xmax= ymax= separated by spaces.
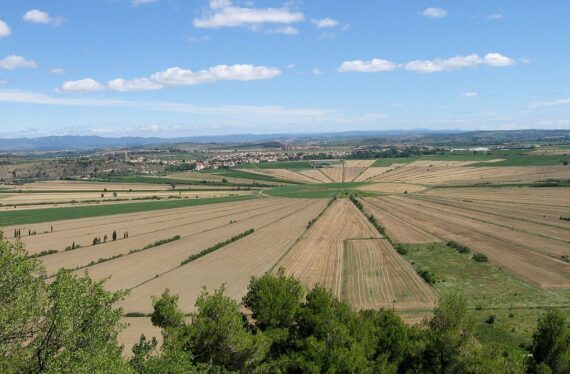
xmin=0 ymin=129 xmax=568 ymax=152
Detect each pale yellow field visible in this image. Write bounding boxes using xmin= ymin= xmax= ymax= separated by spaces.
xmin=296 ymin=169 xmax=333 ymax=183
xmin=0 ymin=189 xmax=250 ymax=206
xmin=343 ymin=239 xmax=437 ymax=310
xmin=343 ymin=167 xmax=367 ymax=182
xmin=119 ymin=199 xmax=329 ymax=312
xmin=10 ymin=180 xmax=174 ymax=191
xmin=319 ymin=167 xmax=344 ymax=183
xmin=278 ymin=199 xmax=380 ymax=298
xmin=357 ymin=182 xmax=426 ymax=194
xmin=237 ymin=168 xmax=318 ymax=184
xmin=118 ymin=318 xmax=162 ymax=358
xmin=344 ymin=159 xmax=376 ymax=168
xmin=354 ymin=167 xmax=393 ymax=182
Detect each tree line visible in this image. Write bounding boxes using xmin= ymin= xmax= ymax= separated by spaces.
xmin=1 ymin=235 xmax=569 ymax=373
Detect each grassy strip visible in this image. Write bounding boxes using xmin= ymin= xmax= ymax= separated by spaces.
xmin=70 ymin=235 xmax=182 ymax=272
xmin=0 ymin=195 xmax=258 ymax=226
xmin=266 ymin=182 xmax=375 ymax=199
xmin=180 ymin=229 xmax=254 ymax=266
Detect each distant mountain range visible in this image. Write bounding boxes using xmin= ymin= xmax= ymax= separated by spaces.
xmin=0 ymin=129 xmax=568 ymax=152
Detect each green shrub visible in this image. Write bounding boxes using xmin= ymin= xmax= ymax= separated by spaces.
xmin=472 ymin=253 xmax=488 ymax=262
xmin=447 ymin=240 xmax=471 ymax=254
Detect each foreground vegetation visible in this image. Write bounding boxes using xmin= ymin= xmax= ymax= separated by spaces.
xmin=2 ymin=237 xmax=569 ymax=373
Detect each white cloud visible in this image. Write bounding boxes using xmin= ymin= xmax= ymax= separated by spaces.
xmin=286 ymin=63 xmax=296 ymax=69
xmin=0 ymin=20 xmax=11 ymax=38
xmin=529 ymin=98 xmax=570 ymax=110
xmin=311 ymin=68 xmax=322 ymax=75
xmin=0 ymin=55 xmax=38 ymax=70
xmin=193 ymin=0 xmax=304 ymax=29
xmin=60 ymin=78 xmax=104 ymax=93
xmin=23 ymin=9 xmax=64 ymax=26
xmin=484 ymin=52 xmax=515 ymax=66
xmin=488 ymin=14 xmax=504 ymax=20
xmin=267 ymin=26 xmax=299 ymax=35
xmin=311 ymin=18 xmax=339 ymax=28
xmin=422 ymin=7 xmax=447 ymax=19
xmin=0 ymin=79 xmax=7 ymax=84
xmin=338 ymin=58 xmax=397 ymax=73
xmin=132 ymin=0 xmax=159 ymax=5
xmin=461 ymin=92 xmax=478 ymax=98
xmin=405 ymin=53 xmax=515 ymax=72
xmin=50 ymin=68 xmax=66 ymax=75
xmin=61 ymin=64 xmax=281 ymax=92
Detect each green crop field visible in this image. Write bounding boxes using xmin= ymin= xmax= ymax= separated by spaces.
xmin=399 ymin=242 xmax=570 ymax=350
xmin=265 ymin=182 xmax=376 ymax=198
xmin=0 ymin=194 xmax=258 ymax=226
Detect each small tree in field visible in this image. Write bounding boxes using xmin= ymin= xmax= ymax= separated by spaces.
xmin=112 ymin=231 xmax=117 ymax=241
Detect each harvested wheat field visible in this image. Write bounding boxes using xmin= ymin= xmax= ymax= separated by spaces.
xmin=11 ymin=180 xmax=174 ymax=191
xmin=165 ymin=171 xmax=280 ymax=185
xmin=120 ymin=199 xmax=329 ymax=313
xmin=296 ymin=169 xmax=334 ymax=183
xmin=278 ymin=199 xmax=380 ymax=299
xmin=319 ymin=167 xmax=344 ymax=183
xmin=358 ymin=182 xmax=426 ymax=194
xmin=354 ymin=167 xmax=393 ymax=182
xmin=343 ymin=167 xmax=367 ymax=182
xmin=40 ymin=199 xmax=296 ymax=275
xmin=362 ymin=199 xmax=439 ymax=244
xmin=343 ymin=239 xmax=437 ymax=310
xmin=238 ymin=168 xmax=318 ymax=184
xmin=0 ymin=189 xmax=250 ymax=206
xmin=366 ymin=196 xmax=570 ymax=288
xmin=7 ymin=197 xmax=277 ymax=254
xmin=344 ymin=159 xmax=376 ymax=168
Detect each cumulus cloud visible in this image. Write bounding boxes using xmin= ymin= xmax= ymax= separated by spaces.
xmin=484 ymin=52 xmax=515 ymax=66
xmin=0 ymin=55 xmax=38 ymax=70
xmin=311 ymin=18 xmax=339 ymax=28
xmin=59 ymin=78 xmax=104 ymax=93
xmin=23 ymin=9 xmax=64 ymax=26
xmin=193 ymin=0 xmax=304 ymax=29
xmin=60 ymin=64 xmax=281 ymax=92
xmin=405 ymin=53 xmax=514 ymax=72
xmin=337 ymin=58 xmax=397 ymax=73
xmin=0 ymin=20 xmax=11 ymax=38
xmin=422 ymin=7 xmax=447 ymax=19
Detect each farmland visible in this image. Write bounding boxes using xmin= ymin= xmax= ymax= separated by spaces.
xmin=2 ymin=150 xmax=570 ymax=357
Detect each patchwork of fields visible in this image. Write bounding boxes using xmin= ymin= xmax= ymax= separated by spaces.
xmin=3 ymin=154 xmax=570 ymax=354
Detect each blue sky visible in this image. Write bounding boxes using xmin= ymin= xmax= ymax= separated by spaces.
xmin=0 ymin=0 xmax=569 ymax=138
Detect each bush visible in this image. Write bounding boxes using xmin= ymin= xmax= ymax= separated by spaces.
xmin=472 ymin=253 xmax=488 ymax=263
xmin=447 ymin=240 xmax=471 ymax=254
xmin=394 ymin=244 xmax=408 ymax=255
xmin=485 ymin=314 xmax=496 ymax=324
xmin=416 ymin=267 xmax=437 ymax=285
